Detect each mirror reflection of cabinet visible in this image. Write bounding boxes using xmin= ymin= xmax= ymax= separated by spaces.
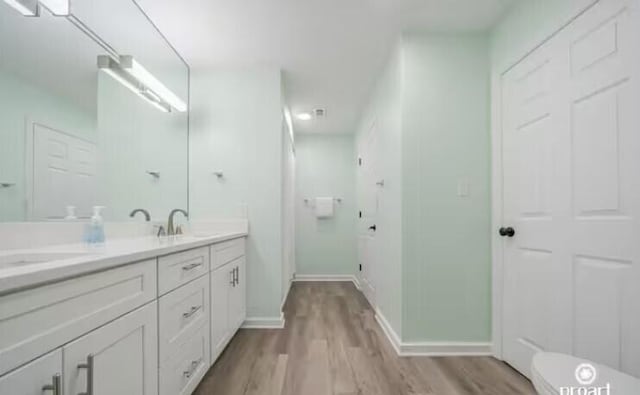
xmin=0 ymin=0 xmax=189 ymax=223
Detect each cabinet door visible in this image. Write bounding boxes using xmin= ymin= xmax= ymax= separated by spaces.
xmin=210 ymin=262 xmax=232 ymax=365
xmin=63 ymin=302 xmax=158 ymax=395
xmin=229 ymin=256 xmax=247 ymax=332
xmin=0 ymin=349 xmax=62 ymax=395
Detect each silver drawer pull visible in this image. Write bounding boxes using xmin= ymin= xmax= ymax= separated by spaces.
xmin=182 ymin=262 xmax=203 ymax=271
xmin=183 ymin=358 xmax=203 ymax=378
xmin=77 ymin=354 xmax=94 ymax=395
xmin=182 ymin=305 xmax=202 ymax=319
xmin=42 ymin=374 xmax=61 ymax=395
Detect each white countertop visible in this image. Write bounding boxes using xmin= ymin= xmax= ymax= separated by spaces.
xmin=0 ymin=231 xmax=247 ymax=295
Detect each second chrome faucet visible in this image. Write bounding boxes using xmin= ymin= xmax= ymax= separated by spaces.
xmin=167 ymin=209 xmax=188 ymax=236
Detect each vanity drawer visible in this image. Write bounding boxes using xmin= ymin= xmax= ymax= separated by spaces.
xmin=0 ymin=260 xmax=156 ymax=376
xmin=158 ymin=247 xmax=210 ymax=295
xmin=211 ymin=238 xmax=245 ymax=270
xmin=159 ymin=322 xmax=210 ymax=395
xmin=158 ymin=275 xmax=209 ymax=363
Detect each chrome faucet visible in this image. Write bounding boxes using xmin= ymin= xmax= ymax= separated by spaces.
xmin=167 ymin=209 xmax=188 ymax=236
xmin=129 ymin=208 xmax=151 ymax=222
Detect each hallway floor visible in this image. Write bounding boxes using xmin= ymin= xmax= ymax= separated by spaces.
xmin=195 ymin=281 xmax=534 ymax=395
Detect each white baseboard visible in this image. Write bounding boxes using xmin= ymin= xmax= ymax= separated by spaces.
xmin=241 ymin=313 xmax=286 ymax=329
xmin=374 ymin=308 xmax=492 ymax=357
xmin=293 ymin=274 xmax=360 ymax=289
xmin=280 ymin=277 xmax=292 ymax=313
xmin=374 ymin=308 xmax=402 ymax=355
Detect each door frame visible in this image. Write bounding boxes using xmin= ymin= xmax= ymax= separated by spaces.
xmin=490 ymin=0 xmax=601 ymax=360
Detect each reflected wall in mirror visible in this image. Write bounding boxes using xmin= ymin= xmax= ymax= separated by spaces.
xmin=0 ymin=0 xmax=189 ymax=223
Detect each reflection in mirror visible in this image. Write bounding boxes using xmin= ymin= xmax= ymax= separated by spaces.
xmin=0 ymin=0 xmax=189 ymax=223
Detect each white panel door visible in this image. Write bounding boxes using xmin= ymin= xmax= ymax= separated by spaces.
xmin=0 ymin=349 xmax=62 ymax=395
xmin=63 ymin=302 xmax=158 ymax=395
xmin=357 ymin=121 xmax=380 ymax=306
xmin=32 ymin=123 xmax=97 ymax=220
xmin=501 ymin=26 xmax=568 ymax=377
xmin=501 ymin=0 xmax=640 ymax=378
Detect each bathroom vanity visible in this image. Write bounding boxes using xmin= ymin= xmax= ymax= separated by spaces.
xmin=0 ymin=232 xmax=247 ymax=395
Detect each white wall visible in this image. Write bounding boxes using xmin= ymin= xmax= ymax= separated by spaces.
xmin=295 ymin=134 xmax=357 ymax=276
xmin=189 ymin=67 xmax=285 ymax=320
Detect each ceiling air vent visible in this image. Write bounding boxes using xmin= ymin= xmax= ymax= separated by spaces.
xmin=314 ymin=108 xmax=326 ymax=118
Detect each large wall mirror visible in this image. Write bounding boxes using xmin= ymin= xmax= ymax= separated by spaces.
xmin=0 ymin=0 xmax=189 ymax=222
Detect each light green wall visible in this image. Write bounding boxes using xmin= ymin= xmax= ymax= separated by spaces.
xmin=0 ymin=69 xmax=96 ymax=221
xmin=356 ymin=33 xmax=491 ymax=343
xmin=295 ymin=134 xmax=357 ymax=276
xmin=96 ymin=73 xmax=189 ymax=220
xmin=401 ymin=33 xmax=491 ymax=342
xmin=355 ymin=45 xmax=404 ymax=336
xmin=189 ymin=67 xmax=284 ymax=319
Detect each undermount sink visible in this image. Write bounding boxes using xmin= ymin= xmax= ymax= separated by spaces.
xmin=0 ymin=252 xmax=93 ymax=269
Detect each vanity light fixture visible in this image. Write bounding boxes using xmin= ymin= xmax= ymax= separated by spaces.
xmin=296 ymin=112 xmax=313 ymax=121
xmin=98 ymin=55 xmax=172 ymax=113
xmin=119 ymin=55 xmax=187 ymax=113
xmin=2 ymin=0 xmax=38 ymax=16
xmin=39 ymin=0 xmax=69 ymax=15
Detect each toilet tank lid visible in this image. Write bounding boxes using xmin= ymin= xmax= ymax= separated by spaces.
xmin=532 ymin=353 xmax=640 ymax=393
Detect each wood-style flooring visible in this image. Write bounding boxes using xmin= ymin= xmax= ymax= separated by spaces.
xmin=195 ymin=281 xmax=534 ymax=395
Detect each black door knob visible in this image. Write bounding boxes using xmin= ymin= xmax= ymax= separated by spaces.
xmin=369 ymin=225 xmax=377 ymax=231
xmin=499 ymin=227 xmax=515 ymax=237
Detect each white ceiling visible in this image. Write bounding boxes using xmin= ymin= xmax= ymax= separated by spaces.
xmin=138 ymin=0 xmax=514 ymax=134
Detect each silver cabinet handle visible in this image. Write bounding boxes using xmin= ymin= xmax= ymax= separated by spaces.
xmin=42 ymin=374 xmax=61 ymax=395
xmin=182 ymin=305 xmax=202 ymax=319
xmin=182 ymin=262 xmax=203 ymax=271
xmin=235 ymin=266 xmax=240 ymax=286
xmin=233 ymin=267 xmax=238 ymax=286
xmin=183 ymin=358 xmax=202 ymax=378
xmin=230 ymin=269 xmax=235 ymax=286
xmin=77 ymin=354 xmax=94 ymax=395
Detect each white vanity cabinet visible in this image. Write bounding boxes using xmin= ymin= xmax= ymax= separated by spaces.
xmin=210 ymin=261 xmax=233 ymax=363
xmin=0 ymin=235 xmax=247 ymax=395
xmin=228 ymin=256 xmax=246 ymax=334
xmin=0 ymin=349 xmax=62 ymax=395
xmin=210 ymin=239 xmax=247 ymax=364
xmin=63 ymin=302 xmax=158 ymax=395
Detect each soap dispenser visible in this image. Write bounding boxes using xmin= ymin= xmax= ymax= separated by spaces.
xmin=85 ymin=206 xmax=106 ymax=244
